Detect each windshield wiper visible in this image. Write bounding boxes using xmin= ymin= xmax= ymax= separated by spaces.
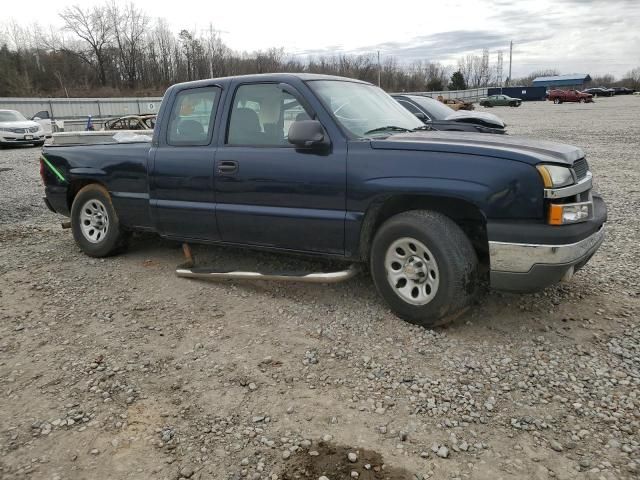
xmin=364 ymin=126 xmax=413 ymax=135
xmin=412 ymin=125 xmax=432 ymax=131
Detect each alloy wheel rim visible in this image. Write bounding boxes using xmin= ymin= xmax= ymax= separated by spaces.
xmin=79 ymin=199 xmax=109 ymax=243
xmin=384 ymin=237 xmax=440 ymax=305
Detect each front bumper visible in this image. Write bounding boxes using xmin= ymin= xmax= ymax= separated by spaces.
xmin=0 ymin=133 xmax=45 ymax=144
xmin=488 ymin=196 xmax=607 ymax=292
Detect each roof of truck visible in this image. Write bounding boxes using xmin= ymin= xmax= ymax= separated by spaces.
xmin=171 ymin=73 xmax=371 ymax=89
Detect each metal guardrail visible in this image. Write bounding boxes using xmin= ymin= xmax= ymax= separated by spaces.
xmin=0 ymin=96 xmax=163 ymax=121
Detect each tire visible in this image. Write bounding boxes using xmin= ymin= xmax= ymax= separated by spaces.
xmin=553 ymin=98 xmax=561 ymax=104
xmin=370 ymin=210 xmax=478 ymax=327
xmin=70 ymin=184 xmax=128 ymax=257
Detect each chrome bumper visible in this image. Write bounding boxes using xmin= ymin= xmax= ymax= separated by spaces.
xmin=489 ymin=225 xmax=605 ymax=291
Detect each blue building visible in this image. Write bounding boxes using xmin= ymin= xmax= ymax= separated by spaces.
xmin=532 ymin=74 xmax=592 ymax=90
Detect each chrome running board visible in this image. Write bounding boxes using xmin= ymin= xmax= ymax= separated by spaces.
xmin=175 ymin=243 xmax=359 ymax=284
xmin=176 ymin=264 xmax=360 ymax=284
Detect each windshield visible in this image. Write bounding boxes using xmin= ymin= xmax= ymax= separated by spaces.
xmin=0 ymin=110 xmax=27 ymax=122
xmin=408 ymin=96 xmax=455 ymax=120
xmin=308 ymin=80 xmax=424 ymax=137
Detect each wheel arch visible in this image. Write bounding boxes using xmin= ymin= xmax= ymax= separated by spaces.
xmin=66 ymin=178 xmax=109 ymax=211
xmin=359 ymin=194 xmax=489 ymax=267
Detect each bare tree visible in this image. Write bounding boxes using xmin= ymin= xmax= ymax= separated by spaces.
xmin=109 ymin=2 xmax=149 ymax=89
xmin=59 ymin=4 xmax=113 ymax=86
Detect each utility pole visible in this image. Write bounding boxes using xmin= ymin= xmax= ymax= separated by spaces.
xmin=377 ymin=50 xmax=381 ymax=87
xmin=497 ymin=51 xmax=504 ymax=92
xmin=507 ymin=41 xmax=513 ymax=86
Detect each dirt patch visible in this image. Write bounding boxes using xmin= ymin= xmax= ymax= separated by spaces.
xmin=280 ymin=443 xmax=415 ymax=479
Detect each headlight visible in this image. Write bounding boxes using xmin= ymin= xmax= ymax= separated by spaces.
xmin=536 ymin=164 xmax=574 ymax=188
xmin=548 ymin=202 xmax=591 ymax=225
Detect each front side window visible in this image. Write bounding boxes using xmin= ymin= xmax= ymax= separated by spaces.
xmin=308 ymin=81 xmax=423 ymax=138
xmin=227 ymin=83 xmax=308 ymax=146
xmin=397 ymin=99 xmax=422 ymax=115
xmin=167 ymin=87 xmax=220 ymax=146
xmin=409 ymin=96 xmax=454 ymax=120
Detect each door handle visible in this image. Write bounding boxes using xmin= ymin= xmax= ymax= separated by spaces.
xmin=218 ymin=160 xmax=238 ymax=175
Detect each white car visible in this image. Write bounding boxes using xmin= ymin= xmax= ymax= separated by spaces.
xmin=0 ymin=109 xmax=47 ymax=147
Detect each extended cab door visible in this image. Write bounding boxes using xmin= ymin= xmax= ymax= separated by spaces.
xmin=213 ymin=81 xmax=347 ymax=254
xmin=149 ymin=86 xmax=222 ymax=240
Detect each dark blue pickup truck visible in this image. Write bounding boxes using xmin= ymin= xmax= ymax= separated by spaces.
xmin=41 ymin=73 xmax=606 ymax=326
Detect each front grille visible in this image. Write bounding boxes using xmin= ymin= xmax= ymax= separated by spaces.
xmin=9 ymin=127 xmax=39 ymax=133
xmin=573 ymin=157 xmax=588 ymax=180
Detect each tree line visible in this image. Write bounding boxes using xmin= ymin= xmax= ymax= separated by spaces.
xmin=1 ymin=3 xmax=639 ymax=97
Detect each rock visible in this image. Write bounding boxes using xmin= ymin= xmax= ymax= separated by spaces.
xmin=549 ymin=440 xmax=563 ymax=452
xmin=282 ymin=450 xmax=291 ymax=459
xmin=436 ymin=446 xmax=449 ymax=458
xmin=579 ymin=458 xmax=591 ymax=469
xmin=351 ymin=471 xmax=359 ymax=478
xmin=248 ymin=383 xmax=258 ymax=391
xmin=90 ymin=449 xmax=100 ymax=455
xmin=179 ymin=466 xmax=194 ymax=478
xmin=347 ymin=452 xmax=358 ymax=463
xmin=322 ymin=434 xmax=333 ymax=442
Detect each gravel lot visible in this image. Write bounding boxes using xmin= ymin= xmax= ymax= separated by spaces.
xmin=1 ymin=96 xmax=639 ymax=480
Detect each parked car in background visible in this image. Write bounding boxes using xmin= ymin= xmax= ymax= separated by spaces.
xmin=612 ymin=87 xmax=636 ymax=95
xmin=0 ymin=109 xmax=46 ymax=147
xmin=479 ymin=94 xmax=522 ymax=107
xmin=547 ymin=89 xmax=593 ymax=104
xmin=582 ymin=87 xmax=614 ymax=97
xmin=103 ymin=114 xmax=156 ymax=131
xmin=393 ymin=94 xmax=506 ymax=134
xmin=30 ymin=110 xmax=56 ymax=137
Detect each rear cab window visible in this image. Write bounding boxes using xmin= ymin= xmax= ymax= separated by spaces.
xmin=167 ymin=87 xmax=220 ymax=146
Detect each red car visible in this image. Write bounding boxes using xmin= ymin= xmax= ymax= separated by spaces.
xmin=547 ymin=89 xmax=593 ymax=104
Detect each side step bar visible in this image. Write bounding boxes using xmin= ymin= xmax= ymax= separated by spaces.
xmin=175 ymin=244 xmax=360 ymax=284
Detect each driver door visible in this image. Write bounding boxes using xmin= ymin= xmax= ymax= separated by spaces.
xmin=214 ymin=81 xmax=347 ymax=254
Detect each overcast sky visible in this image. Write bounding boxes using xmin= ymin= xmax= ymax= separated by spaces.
xmin=3 ymin=0 xmax=639 ymax=78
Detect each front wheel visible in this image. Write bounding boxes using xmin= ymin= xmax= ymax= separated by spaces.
xmin=553 ymin=98 xmax=561 ymax=104
xmin=70 ymin=184 xmax=128 ymax=257
xmin=370 ymin=210 xmax=478 ymax=327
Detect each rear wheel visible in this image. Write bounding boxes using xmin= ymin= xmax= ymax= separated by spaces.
xmin=370 ymin=210 xmax=478 ymax=327
xmin=553 ymin=98 xmax=561 ymax=104
xmin=70 ymin=184 xmax=128 ymax=257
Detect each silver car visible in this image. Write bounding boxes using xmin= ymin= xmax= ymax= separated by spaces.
xmin=0 ymin=109 xmax=47 ymax=147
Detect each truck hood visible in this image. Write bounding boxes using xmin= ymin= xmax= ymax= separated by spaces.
xmin=370 ymin=131 xmax=584 ymax=166
xmin=443 ymin=110 xmax=505 ymax=129
xmin=0 ymin=120 xmax=40 ymax=129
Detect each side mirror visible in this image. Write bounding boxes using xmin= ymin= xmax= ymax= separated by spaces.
xmin=413 ymin=112 xmax=427 ymax=121
xmin=33 ymin=116 xmax=41 ymax=121
xmin=288 ymin=120 xmax=329 ymax=149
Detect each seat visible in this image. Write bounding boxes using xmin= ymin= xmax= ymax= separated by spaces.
xmin=228 ymin=108 xmax=264 ymax=144
xmin=295 ymin=112 xmax=311 ymax=121
xmin=177 ymin=119 xmax=206 ymax=142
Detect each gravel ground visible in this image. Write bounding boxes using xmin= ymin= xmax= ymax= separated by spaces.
xmin=1 ymin=96 xmax=639 ymax=480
